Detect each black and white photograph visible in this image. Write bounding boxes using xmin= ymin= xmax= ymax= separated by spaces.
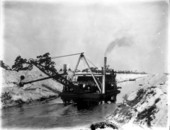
xmin=0 ymin=0 xmax=169 ymax=130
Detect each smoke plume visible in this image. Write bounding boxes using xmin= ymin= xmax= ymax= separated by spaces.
xmin=105 ymin=37 xmax=133 ymax=56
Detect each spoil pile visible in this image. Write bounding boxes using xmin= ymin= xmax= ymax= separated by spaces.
xmin=1 ymin=67 xmax=62 ymax=108
xmin=88 ymin=74 xmax=168 ymax=130
xmin=106 ymin=74 xmax=168 ymax=129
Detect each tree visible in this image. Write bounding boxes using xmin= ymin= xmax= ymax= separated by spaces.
xmin=0 ymin=60 xmax=11 ymax=70
xmin=12 ymin=56 xmax=32 ymax=71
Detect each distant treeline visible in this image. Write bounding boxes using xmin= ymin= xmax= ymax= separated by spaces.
xmin=0 ymin=53 xmax=147 ymax=74
xmin=0 ymin=53 xmax=56 ymax=72
xmin=81 ymin=67 xmax=147 ymax=74
xmin=115 ymin=70 xmax=147 ymax=74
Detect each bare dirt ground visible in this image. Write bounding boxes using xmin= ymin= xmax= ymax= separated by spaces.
xmin=74 ymin=73 xmax=168 ymax=130
xmin=0 ymin=69 xmax=169 ymax=130
xmin=89 ymin=73 xmax=169 ymax=130
xmin=0 ymin=67 xmax=62 ymax=108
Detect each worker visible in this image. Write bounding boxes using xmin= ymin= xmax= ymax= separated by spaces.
xmin=19 ymin=75 xmax=25 ymax=87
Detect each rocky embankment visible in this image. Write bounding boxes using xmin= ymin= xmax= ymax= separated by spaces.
xmin=89 ymin=74 xmax=168 ymax=130
xmin=0 ymin=67 xmax=62 ymax=108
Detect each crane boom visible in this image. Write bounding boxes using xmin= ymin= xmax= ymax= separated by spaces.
xmin=18 ymin=52 xmax=102 ymax=93
xmin=30 ymin=60 xmax=76 ymax=88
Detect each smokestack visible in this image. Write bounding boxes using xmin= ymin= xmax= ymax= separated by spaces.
xmin=102 ymin=57 xmax=107 ymax=94
xmin=63 ymin=64 xmax=67 ymax=74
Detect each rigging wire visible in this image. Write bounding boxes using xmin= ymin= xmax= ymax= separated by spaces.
xmin=50 ymin=52 xmax=98 ymax=70
xmin=51 ymin=52 xmax=84 ymax=59
xmin=86 ymin=57 xmax=97 ymax=68
xmin=83 ymin=58 xmax=87 ymax=70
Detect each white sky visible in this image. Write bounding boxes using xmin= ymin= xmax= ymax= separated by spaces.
xmin=1 ymin=0 xmax=169 ymax=73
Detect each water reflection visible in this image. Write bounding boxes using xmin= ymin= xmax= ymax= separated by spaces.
xmin=2 ymin=98 xmax=116 ymax=128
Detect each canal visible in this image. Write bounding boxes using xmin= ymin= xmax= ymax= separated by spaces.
xmin=1 ymin=98 xmax=116 ymax=129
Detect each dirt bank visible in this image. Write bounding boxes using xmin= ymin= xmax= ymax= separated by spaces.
xmin=89 ymin=74 xmax=168 ymax=130
xmin=1 ymin=70 xmax=168 ymax=130
xmin=0 ymin=67 xmax=62 ymax=108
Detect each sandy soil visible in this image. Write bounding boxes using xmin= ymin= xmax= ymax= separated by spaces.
xmin=0 ymin=67 xmax=62 ymax=108
xmin=0 ymin=69 xmax=169 ymax=130
xmin=91 ymin=73 xmax=169 ymax=130
xmin=75 ymin=73 xmax=168 ymax=130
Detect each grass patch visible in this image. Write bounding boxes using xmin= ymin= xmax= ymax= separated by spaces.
xmin=135 ymin=105 xmax=158 ymax=127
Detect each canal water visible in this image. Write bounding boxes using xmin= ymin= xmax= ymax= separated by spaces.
xmin=1 ymin=98 xmax=116 ymax=129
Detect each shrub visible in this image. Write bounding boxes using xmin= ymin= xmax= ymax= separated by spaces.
xmin=1 ymin=92 xmax=12 ymax=104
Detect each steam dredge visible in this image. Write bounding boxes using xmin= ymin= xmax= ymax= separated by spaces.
xmin=19 ymin=52 xmax=121 ymax=104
